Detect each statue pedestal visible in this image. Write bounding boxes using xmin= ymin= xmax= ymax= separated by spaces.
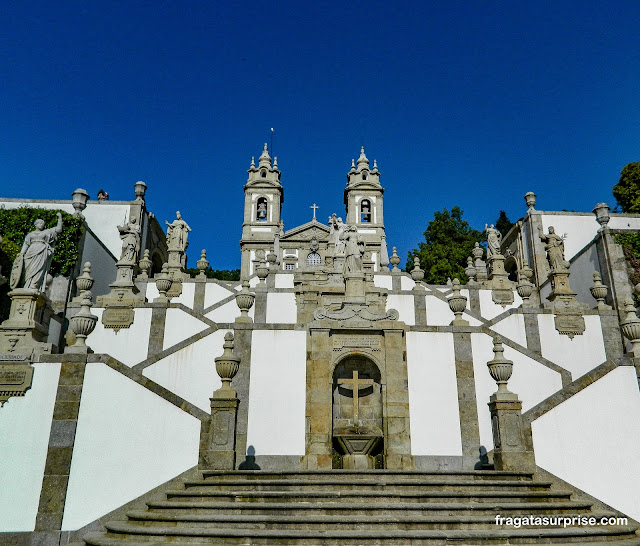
xmin=199 ymin=395 xmax=239 ymax=470
xmin=97 ymin=261 xmax=145 ymax=307
xmin=344 ymin=272 xmax=366 ymax=303
xmin=166 ymin=249 xmax=187 ymax=297
xmin=0 ymin=289 xmax=53 ymax=354
xmin=485 ymin=254 xmax=514 ymax=306
xmin=544 ymin=269 xmax=587 ymax=338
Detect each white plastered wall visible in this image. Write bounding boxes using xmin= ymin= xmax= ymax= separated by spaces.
xmin=400 ymin=276 xmax=415 ymax=290
xmin=274 ymin=274 xmax=294 ymax=289
xmin=266 ymin=293 xmax=297 ymax=323
xmin=143 ymin=330 xmax=226 ymax=412
xmin=471 ymin=333 xmax=563 ymax=451
xmin=373 ymin=274 xmax=393 ymax=290
xmin=540 ymin=214 xmax=599 ymax=261
xmin=406 ymin=332 xmax=462 ymax=456
xmin=0 ymin=363 xmax=60 ymax=532
xmin=246 ymin=330 xmax=306 ymax=456
xmin=87 ymin=308 xmax=152 ymax=367
xmin=489 ymin=313 xmax=527 ymax=348
xmin=62 ymin=363 xmax=200 ymax=530
xmin=386 ymin=295 xmax=415 ymax=325
xmin=532 ymin=366 xmax=640 ymax=522
xmin=203 ymin=282 xmax=235 ymax=308
xmin=538 ymin=314 xmax=606 ymax=379
xmin=478 ymin=290 xmax=522 ymax=320
xmin=163 ymin=308 xmax=209 ymax=350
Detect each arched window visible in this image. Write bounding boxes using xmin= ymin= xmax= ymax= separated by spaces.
xmin=260 ymin=169 xmax=267 ymax=178
xmin=306 ymin=252 xmax=322 ymax=266
xmin=362 ymin=171 xmax=368 ymax=180
xmin=360 ymin=199 xmax=372 ymax=223
xmin=256 ymin=197 xmax=268 ymax=221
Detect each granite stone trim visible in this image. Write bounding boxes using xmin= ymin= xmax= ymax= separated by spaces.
xmin=479 ymin=325 xmax=572 ymax=386
xmin=413 ymin=294 xmax=426 ymax=325
xmin=522 ymin=309 xmax=542 ymax=355
xmin=229 ymin=324 xmax=253 ymax=468
xmin=35 ymin=354 xmax=88 ymax=533
xmin=131 ymin=325 xmax=219 ymax=373
xmin=467 ymin=287 xmax=481 ymax=315
xmin=452 ymin=330 xmax=482 ymax=470
xmin=147 ymin=306 xmax=167 ymax=359
xmin=599 ymin=311 xmax=624 ymax=362
xmin=414 ymin=455 xmax=464 ymax=472
xmin=202 ymin=294 xmax=238 ymax=316
xmin=169 ymin=302 xmax=218 ymax=328
xmin=253 ymin=286 xmax=268 ymax=323
xmin=90 ymin=354 xmax=209 ymax=421
xmin=522 ymin=359 xmax=621 ymax=426
xmin=193 ymin=280 xmax=206 ymax=312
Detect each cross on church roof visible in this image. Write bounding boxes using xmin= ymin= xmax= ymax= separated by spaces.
xmin=310 ymin=203 xmax=319 ymax=220
xmin=338 ymin=370 xmax=374 ymax=429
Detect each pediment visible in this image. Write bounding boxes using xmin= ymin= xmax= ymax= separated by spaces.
xmin=281 ymin=220 xmax=330 ymax=242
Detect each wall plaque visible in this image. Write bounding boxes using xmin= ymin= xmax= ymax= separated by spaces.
xmin=0 ymin=361 xmax=34 ymax=406
xmin=333 ymin=335 xmax=382 ymax=350
xmin=102 ymin=307 xmax=135 ymax=332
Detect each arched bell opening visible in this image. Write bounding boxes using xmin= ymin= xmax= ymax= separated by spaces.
xmin=505 ymin=255 xmax=518 ymax=282
xmin=331 ymin=355 xmax=384 ymax=469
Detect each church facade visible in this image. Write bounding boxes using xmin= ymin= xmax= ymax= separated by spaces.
xmin=1 ymin=146 xmax=640 ymax=543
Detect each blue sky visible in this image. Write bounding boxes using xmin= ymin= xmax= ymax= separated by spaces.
xmin=1 ymin=1 xmax=639 ymax=269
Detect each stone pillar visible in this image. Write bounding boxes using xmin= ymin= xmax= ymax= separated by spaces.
xmin=35 ymin=354 xmax=88 ymax=537
xmin=304 ymin=327 xmax=332 ymax=469
xmin=199 ymin=332 xmax=240 ymax=470
xmin=487 ymin=340 xmax=535 ymax=472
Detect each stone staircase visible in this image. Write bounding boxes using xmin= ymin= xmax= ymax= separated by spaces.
xmin=82 ymin=470 xmax=639 ymax=545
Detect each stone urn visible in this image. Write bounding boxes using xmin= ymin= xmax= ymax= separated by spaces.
xmin=67 ymin=291 xmax=98 ymax=353
xmin=593 ymin=202 xmax=610 ymax=231
xmin=520 ymin=259 xmax=534 ymax=282
xmin=214 ymin=332 xmax=241 ymax=396
xmin=256 ymin=256 xmax=269 ymax=285
xmin=235 ymin=280 xmax=255 ymax=322
xmin=197 ymin=249 xmax=209 ymax=278
xmin=410 ymin=257 xmax=425 ymax=288
xmin=138 ymin=250 xmax=152 ymax=279
xmin=590 ymin=272 xmax=609 ymax=309
xmin=266 ymin=252 xmax=277 ymax=268
xmin=465 ymin=256 xmax=477 ymax=284
xmin=155 ymin=263 xmax=173 ymax=302
xmin=487 ymin=339 xmax=513 ymax=393
xmin=390 ymin=247 xmax=401 ymax=272
xmin=516 ymin=273 xmax=533 ymax=304
xmin=448 ymin=278 xmax=468 ymax=325
xmin=472 ymin=242 xmax=484 ymax=262
xmin=524 ymin=191 xmax=536 ymax=210
xmin=76 ymin=262 xmax=94 ymax=293
xmin=620 ymin=300 xmax=640 ymax=358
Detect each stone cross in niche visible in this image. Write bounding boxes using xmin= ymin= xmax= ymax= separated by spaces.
xmin=310 ymin=203 xmax=319 ymax=220
xmin=338 ymin=370 xmax=374 ymax=429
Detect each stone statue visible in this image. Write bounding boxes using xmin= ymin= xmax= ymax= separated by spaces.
xmin=10 ymin=212 xmax=63 ymax=291
xmin=165 ymin=211 xmax=191 ymax=252
xmin=484 ymin=224 xmax=502 ymax=258
xmin=341 ymin=225 xmax=364 ymax=274
xmin=118 ymin=217 xmax=141 ymax=263
xmin=329 ymin=214 xmax=346 ymax=255
xmin=538 ymin=225 xmax=569 ymax=271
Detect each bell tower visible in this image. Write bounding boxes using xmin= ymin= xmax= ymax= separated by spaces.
xmin=343 ymin=147 xmax=386 ymax=268
xmin=240 ymin=144 xmax=284 ymax=277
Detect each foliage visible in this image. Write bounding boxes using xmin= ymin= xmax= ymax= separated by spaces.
xmin=612 ymin=162 xmax=640 ymax=213
xmin=184 ymin=266 xmax=241 ymax=281
xmin=0 ymin=208 xmax=83 ymax=277
xmin=406 ymin=206 xmax=485 ymax=285
xmin=614 ymin=233 xmax=640 ymax=288
xmin=495 ymin=210 xmax=514 ymax=237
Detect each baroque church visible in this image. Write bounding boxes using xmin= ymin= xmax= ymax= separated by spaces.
xmin=1 ymin=144 xmax=640 ymax=544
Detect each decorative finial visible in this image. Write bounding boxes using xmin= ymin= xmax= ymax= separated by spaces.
xmin=357 ymin=146 xmax=369 ymax=170
xmin=448 ymin=278 xmax=468 ymax=326
xmin=214 ymin=331 xmax=241 ymax=397
xmin=310 ymin=203 xmax=319 ymax=220
xmin=524 ymin=191 xmax=536 ymax=210
xmin=273 ymin=156 xmax=278 ymax=169
xmin=487 ymin=338 xmax=514 ymax=394
xmin=235 ymin=279 xmax=255 ymax=322
xmin=250 ymin=156 xmax=255 ymax=168
xmin=258 ymin=143 xmax=271 ymax=168
xmin=372 ymin=159 xmax=378 ymax=173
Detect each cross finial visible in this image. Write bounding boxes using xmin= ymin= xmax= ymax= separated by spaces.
xmin=310 ymin=203 xmax=319 ymax=220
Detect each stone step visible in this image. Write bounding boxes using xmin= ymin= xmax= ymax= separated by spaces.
xmin=183 ymin=478 xmax=554 ymax=492
xmin=146 ymin=499 xmax=596 ymax=516
xmin=125 ymin=510 xmax=628 ymax=531
xmin=163 ymin=488 xmax=574 ymax=503
xmin=202 ymin=469 xmax=534 ymax=482
xmin=84 ymin=523 xmax=640 ymax=545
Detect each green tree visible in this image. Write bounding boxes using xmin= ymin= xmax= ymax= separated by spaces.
xmin=406 ymin=206 xmax=485 ymax=285
xmin=495 ymin=210 xmax=514 ymax=237
xmin=613 ymin=162 xmax=640 ymax=213
xmin=184 ymin=266 xmax=241 ymax=281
